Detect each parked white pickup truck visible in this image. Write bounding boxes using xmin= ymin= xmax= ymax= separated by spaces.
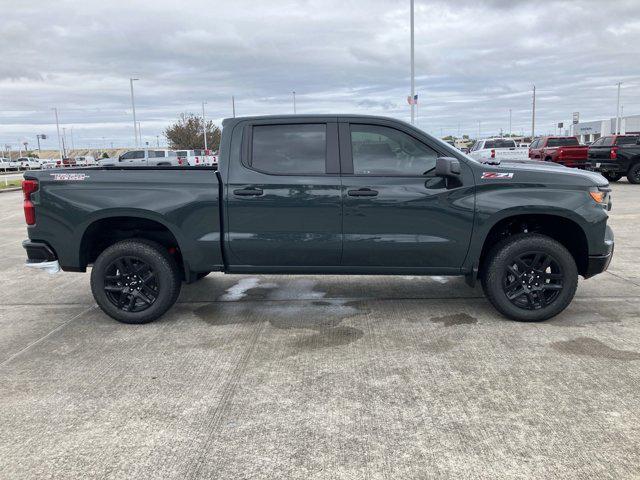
xmin=468 ymin=138 xmax=529 ymax=163
xmin=176 ymin=149 xmax=218 ymax=166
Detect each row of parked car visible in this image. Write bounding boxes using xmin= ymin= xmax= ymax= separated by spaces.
xmin=0 ymin=149 xmax=218 ymax=171
xmin=99 ymin=149 xmax=217 ymax=167
xmin=468 ymin=134 xmax=640 ymax=183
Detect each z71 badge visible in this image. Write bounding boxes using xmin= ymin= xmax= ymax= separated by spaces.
xmin=50 ymin=173 xmax=90 ymax=181
xmin=482 ymin=172 xmax=514 ymax=179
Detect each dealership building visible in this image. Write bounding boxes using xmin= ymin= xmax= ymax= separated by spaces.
xmin=571 ymin=114 xmax=640 ymax=143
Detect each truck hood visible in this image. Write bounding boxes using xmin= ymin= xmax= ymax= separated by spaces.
xmin=480 ymin=160 xmax=608 ymax=187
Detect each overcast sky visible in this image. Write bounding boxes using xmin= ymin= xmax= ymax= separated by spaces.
xmin=1 ymin=0 xmax=639 ymax=150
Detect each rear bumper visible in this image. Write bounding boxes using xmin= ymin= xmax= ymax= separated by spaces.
xmin=588 ymin=160 xmax=625 ymax=174
xmin=22 ymin=240 xmax=58 ymax=263
xmin=584 ymin=225 xmax=614 ymax=279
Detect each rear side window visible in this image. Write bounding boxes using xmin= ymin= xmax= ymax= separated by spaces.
xmin=350 ymin=124 xmax=438 ymax=176
xmin=251 ymin=124 xmax=326 ymax=174
xmin=483 ymin=139 xmax=516 ymax=149
xmin=601 ymin=138 xmax=614 ymax=147
xmin=616 ymin=136 xmax=639 ymax=145
xmin=547 ymin=137 xmax=579 ymax=147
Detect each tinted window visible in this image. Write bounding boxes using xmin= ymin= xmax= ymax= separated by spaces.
xmin=121 ymin=151 xmax=143 ymax=160
xmin=616 ymin=136 xmax=639 ymax=145
xmin=484 ymin=139 xmax=516 ymax=149
xmin=351 ymin=124 xmax=438 ymax=176
xmin=152 ymin=150 xmax=166 ymax=158
xmin=530 ymin=139 xmax=540 ymax=148
xmin=601 ymin=137 xmax=614 ymax=147
xmin=251 ymin=124 xmax=326 ymax=174
xmin=176 ymin=150 xmax=188 ymax=157
xmin=547 ymin=137 xmax=579 ymax=147
xmin=590 ymin=138 xmax=604 ymax=147
xmin=193 ymin=149 xmax=205 ymax=156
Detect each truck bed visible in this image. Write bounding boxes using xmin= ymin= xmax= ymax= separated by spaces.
xmin=24 ymin=166 xmax=224 ymax=277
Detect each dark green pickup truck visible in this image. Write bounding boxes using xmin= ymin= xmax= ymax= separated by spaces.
xmin=22 ymin=115 xmax=614 ymax=323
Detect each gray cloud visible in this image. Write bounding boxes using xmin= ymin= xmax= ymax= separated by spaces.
xmin=1 ymin=0 xmax=639 ymax=148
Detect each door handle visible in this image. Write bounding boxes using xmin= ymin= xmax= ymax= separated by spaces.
xmin=233 ymin=187 xmax=264 ymax=196
xmin=348 ymin=188 xmax=378 ymax=197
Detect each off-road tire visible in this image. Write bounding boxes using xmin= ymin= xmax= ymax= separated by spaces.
xmin=627 ymin=163 xmax=640 ymax=184
xmin=481 ymin=233 xmax=578 ymax=321
xmin=90 ymin=239 xmax=181 ymax=324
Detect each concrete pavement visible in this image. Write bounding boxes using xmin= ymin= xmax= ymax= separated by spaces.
xmin=1 ymin=182 xmax=639 ymax=479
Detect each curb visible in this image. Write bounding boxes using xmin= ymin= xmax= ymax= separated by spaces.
xmin=0 ymin=187 xmax=22 ymax=193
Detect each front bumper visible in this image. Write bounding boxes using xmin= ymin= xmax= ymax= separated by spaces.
xmin=23 ymin=240 xmax=58 ymax=263
xmin=584 ymin=225 xmax=614 ymax=278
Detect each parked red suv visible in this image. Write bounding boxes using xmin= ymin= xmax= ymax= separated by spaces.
xmin=529 ymin=136 xmax=588 ymax=168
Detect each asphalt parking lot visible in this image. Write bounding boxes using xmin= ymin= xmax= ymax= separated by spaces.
xmin=1 ymin=182 xmax=639 ymax=480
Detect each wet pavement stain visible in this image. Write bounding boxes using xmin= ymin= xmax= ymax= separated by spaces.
xmin=429 ymin=313 xmax=478 ymax=327
xmin=292 ymin=325 xmax=364 ymax=351
xmin=421 ymin=337 xmax=457 ymax=353
xmin=551 ymin=337 xmax=640 ymax=361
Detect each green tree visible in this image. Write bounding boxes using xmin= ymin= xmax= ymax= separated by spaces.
xmin=101 ymin=152 xmax=110 ymax=159
xmin=164 ymin=113 xmax=221 ymax=151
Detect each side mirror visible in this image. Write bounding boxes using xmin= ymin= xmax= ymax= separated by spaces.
xmin=435 ymin=157 xmax=461 ymax=177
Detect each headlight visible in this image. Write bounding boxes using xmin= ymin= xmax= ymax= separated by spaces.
xmin=590 ymin=187 xmax=611 ymax=210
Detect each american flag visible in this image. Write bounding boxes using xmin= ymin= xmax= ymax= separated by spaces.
xmin=407 ymin=94 xmax=418 ymax=105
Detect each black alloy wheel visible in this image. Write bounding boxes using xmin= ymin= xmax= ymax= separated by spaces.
xmin=104 ymin=256 xmax=158 ymax=312
xmin=502 ymin=252 xmax=564 ymax=310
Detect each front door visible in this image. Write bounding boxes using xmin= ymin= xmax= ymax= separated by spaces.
xmin=339 ymin=121 xmax=475 ymax=271
xmin=225 ymin=119 xmax=342 ymax=267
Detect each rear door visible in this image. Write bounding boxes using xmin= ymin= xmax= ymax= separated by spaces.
xmin=225 ymin=118 xmax=342 ymax=267
xmin=339 ymin=119 xmax=475 ymax=271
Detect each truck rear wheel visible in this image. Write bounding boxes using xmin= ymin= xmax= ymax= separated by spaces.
xmin=481 ymin=234 xmax=578 ymax=321
xmin=90 ymin=239 xmax=181 ymax=324
xmin=627 ymin=163 xmax=640 ymax=184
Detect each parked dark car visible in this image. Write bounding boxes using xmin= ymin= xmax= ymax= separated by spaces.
xmin=22 ymin=115 xmax=613 ymax=324
xmin=529 ymin=136 xmax=589 ymax=168
xmin=588 ymin=135 xmax=640 ymax=183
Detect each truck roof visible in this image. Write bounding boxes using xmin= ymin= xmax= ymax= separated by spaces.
xmin=222 ymin=114 xmax=413 ymax=127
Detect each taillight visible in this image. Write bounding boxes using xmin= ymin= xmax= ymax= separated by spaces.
xmin=178 ymin=158 xmax=184 ymax=165
xmin=195 ymin=157 xmax=200 ymax=164
xmin=490 ymin=149 xmax=495 ymax=158
xmin=22 ymin=179 xmax=38 ymax=225
xmin=56 ymin=160 xmax=61 ymax=165
xmin=611 ymin=147 xmax=618 ymax=160
xmin=557 ymin=148 xmax=564 ymax=160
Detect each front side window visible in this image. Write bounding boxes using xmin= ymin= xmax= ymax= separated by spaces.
xmin=350 ymin=124 xmax=438 ymax=176
xmin=251 ymin=124 xmax=326 ymax=174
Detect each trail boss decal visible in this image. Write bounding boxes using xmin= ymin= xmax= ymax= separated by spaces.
xmin=482 ymin=172 xmax=514 ymax=179
xmin=50 ymin=173 xmax=90 ymax=181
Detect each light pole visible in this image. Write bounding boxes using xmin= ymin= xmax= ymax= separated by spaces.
xmin=202 ymin=101 xmax=208 ymax=151
xmin=531 ymin=85 xmax=536 ymax=138
xmin=410 ymin=0 xmax=415 ymax=124
xmin=292 ymin=91 xmax=297 ymax=114
xmin=52 ymin=108 xmax=63 ymax=160
xmin=509 ymin=109 xmax=512 ymax=137
xmin=615 ymin=82 xmax=622 ymax=135
xmin=232 ymin=96 xmax=236 ymax=117
xmin=137 ymin=122 xmax=142 ymax=145
xmin=156 ymin=135 xmax=160 ymax=148
xmin=130 ymin=77 xmax=139 ymax=147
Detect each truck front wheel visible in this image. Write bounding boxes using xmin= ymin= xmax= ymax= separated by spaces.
xmin=90 ymin=239 xmax=182 ymax=324
xmin=603 ymin=172 xmax=622 ymax=182
xmin=481 ymin=234 xmax=578 ymax=321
